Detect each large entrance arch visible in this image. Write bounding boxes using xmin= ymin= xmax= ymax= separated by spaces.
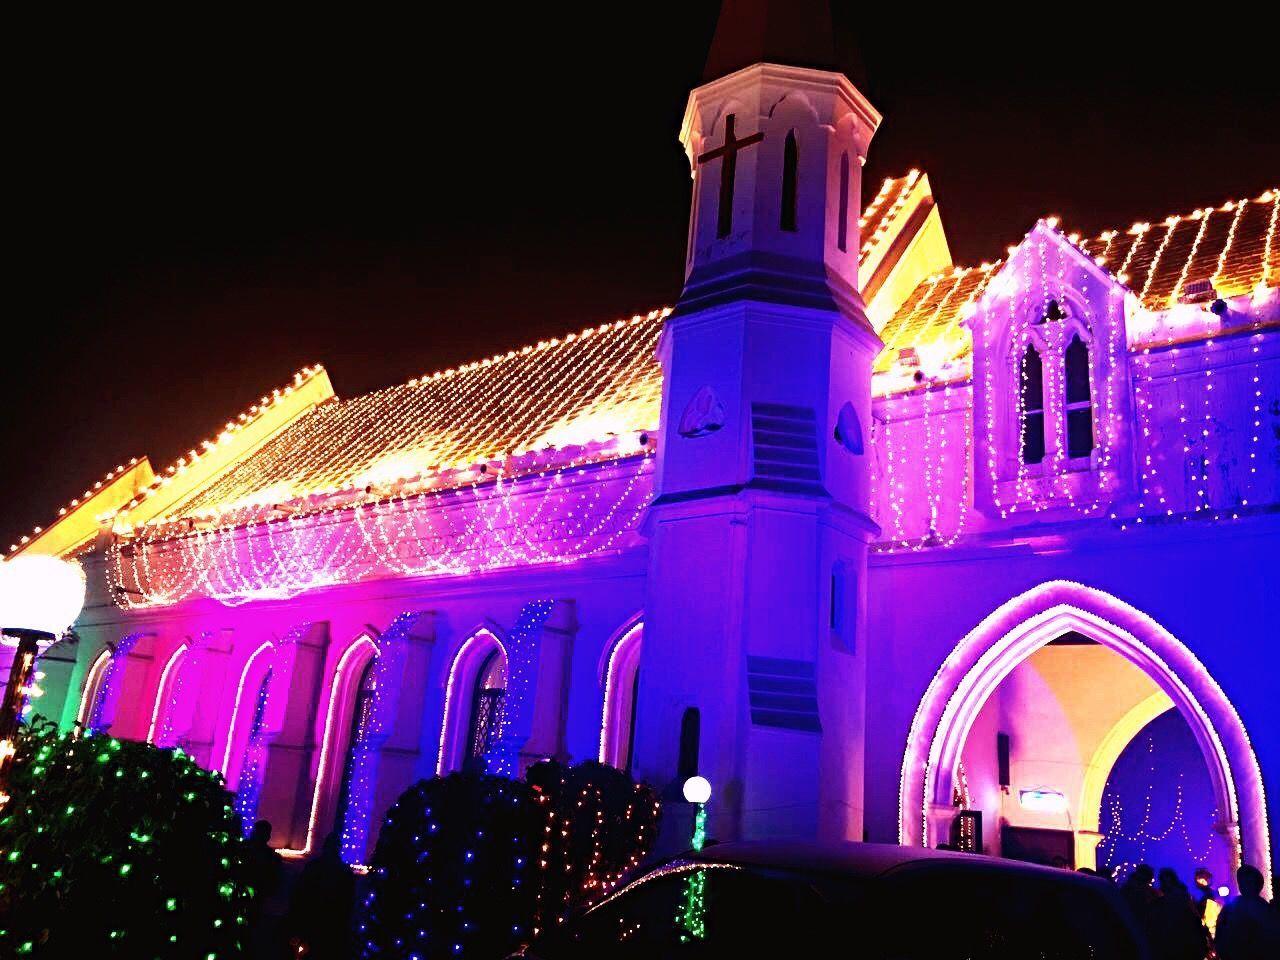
xmin=899 ymin=581 xmax=1270 ymax=894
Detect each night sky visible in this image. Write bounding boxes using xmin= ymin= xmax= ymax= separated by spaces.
xmin=6 ymin=6 xmax=1278 ymax=548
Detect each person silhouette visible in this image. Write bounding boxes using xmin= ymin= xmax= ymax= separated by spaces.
xmin=1215 ymin=865 xmax=1280 ymax=960
xmin=1121 ymin=864 xmax=1157 ymax=916
xmin=1142 ymin=868 xmax=1208 ymax=960
xmin=243 ymin=820 xmax=284 ymax=958
xmin=286 ymin=832 xmax=356 ymax=960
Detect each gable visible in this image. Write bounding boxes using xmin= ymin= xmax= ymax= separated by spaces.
xmin=874 ymin=187 xmax=1279 ymax=395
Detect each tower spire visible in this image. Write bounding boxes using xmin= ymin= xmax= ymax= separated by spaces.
xmin=703 ymin=0 xmax=838 ymax=81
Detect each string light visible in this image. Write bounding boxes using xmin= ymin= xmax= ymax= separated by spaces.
xmin=1100 ymin=732 xmax=1223 ymax=883
xmin=871 ymin=187 xmax=1275 ymax=546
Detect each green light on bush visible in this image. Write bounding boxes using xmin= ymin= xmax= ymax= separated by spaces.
xmin=119 ymin=863 xmax=132 ymax=876
xmin=166 ymin=898 xmax=178 ymax=911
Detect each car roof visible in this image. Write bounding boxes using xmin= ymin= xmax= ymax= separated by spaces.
xmin=689 ymin=840 xmax=1105 ymax=885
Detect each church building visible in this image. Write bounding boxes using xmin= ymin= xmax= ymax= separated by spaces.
xmin=10 ymin=2 xmax=1278 ymax=891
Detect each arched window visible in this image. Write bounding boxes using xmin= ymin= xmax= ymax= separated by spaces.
xmin=1020 ymin=345 xmax=1046 ymax=465
xmin=780 ymin=130 xmax=798 ymax=232
xmin=247 ymin=669 xmax=273 ymax=742
xmin=334 ymin=658 xmax=378 ymax=833
xmin=147 ymin=643 xmax=189 ymax=744
xmin=230 ymin=666 xmax=276 ymax=833
xmin=283 ymin=633 xmax=379 ymax=859
xmin=221 ymin=641 xmax=274 ymax=781
xmin=1065 ymin=335 xmax=1094 ymax=459
xmin=76 ymin=649 xmax=112 ymax=732
xmin=678 ymin=707 xmax=701 ymax=781
xmin=465 ymin=652 xmax=506 ymax=772
xmin=599 ymin=623 xmax=643 ymax=770
xmin=837 ymin=152 xmax=850 ymax=252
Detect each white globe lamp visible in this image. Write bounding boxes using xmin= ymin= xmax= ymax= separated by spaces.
xmin=0 ymin=555 xmax=87 ymax=643
xmin=682 ymin=775 xmax=712 ymax=805
xmin=0 ymin=555 xmax=87 ymax=750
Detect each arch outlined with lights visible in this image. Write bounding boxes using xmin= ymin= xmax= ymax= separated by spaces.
xmin=437 ymin=624 xmax=508 ymax=776
xmin=75 ymin=648 xmax=112 ymax=731
xmin=898 ymin=580 xmax=1270 ymax=897
xmin=598 ymin=616 xmax=643 ymax=768
xmin=146 ymin=642 xmax=189 ymax=744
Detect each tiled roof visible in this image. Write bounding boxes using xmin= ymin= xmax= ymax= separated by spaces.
xmin=1078 ymin=191 xmax=1278 ymax=306
xmin=169 ymin=311 xmax=669 ymax=519
xmin=873 ymin=264 xmax=995 ymax=378
xmin=874 ymin=188 xmax=1279 ymax=392
xmin=860 ymin=172 xmax=917 ymax=257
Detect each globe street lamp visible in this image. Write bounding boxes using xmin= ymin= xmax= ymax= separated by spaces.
xmin=0 ymin=555 xmax=86 ymax=803
xmin=682 ymin=775 xmax=712 ymax=852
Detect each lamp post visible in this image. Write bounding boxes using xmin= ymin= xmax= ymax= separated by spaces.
xmin=0 ymin=555 xmax=86 ymax=804
xmin=682 ymin=775 xmax=711 ymax=852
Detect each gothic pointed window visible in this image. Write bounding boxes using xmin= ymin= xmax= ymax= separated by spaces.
xmin=600 ymin=624 xmax=643 ymax=770
xmin=781 ymin=130 xmax=798 ymax=232
xmin=148 ymin=644 xmax=189 ymax=744
xmin=334 ymin=658 xmax=378 ymax=833
xmin=234 ymin=668 xmax=273 ymax=795
xmin=1065 ymin=335 xmax=1094 ymax=459
xmin=1020 ymin=345 xmax=1046 ymax=465
xmin=247 ymin=669 xmax=273 ymax=741
xmin=77 ymin=649 xmax=112 ymax=732
xmin=837 ymin=152 xmax=850 ymax=252
xmin=623 ymin=666 xmax=641 ymax=772
xmin=465 ymin=651 xmax=506 ymax=772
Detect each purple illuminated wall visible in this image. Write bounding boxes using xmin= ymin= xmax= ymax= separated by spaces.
xmin=1098 ymin=708 xmax=1232 ymax=889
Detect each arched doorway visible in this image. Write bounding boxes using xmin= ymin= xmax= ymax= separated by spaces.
xmin=899 ymin=581 xmax=1270 ymax=894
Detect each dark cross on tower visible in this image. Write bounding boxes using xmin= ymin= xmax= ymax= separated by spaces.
xmin=697 ymin=113 xmax=764 ymax=239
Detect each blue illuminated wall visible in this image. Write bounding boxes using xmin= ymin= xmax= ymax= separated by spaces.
xmin=1097 ymin=709 xmax=1232 ymax=889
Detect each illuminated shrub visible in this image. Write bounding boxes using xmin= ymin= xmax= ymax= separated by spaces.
xmin=0 ymin=721 xmax=254 ymax=958
xmin=526 ymin=759 xmax=661 ymax=924
xmin=361 ymin=763 xmax=660 ymax=959
xmin=361 ymin=773 xmax=542 ymax=959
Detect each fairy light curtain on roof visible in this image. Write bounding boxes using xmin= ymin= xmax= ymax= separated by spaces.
xmin=165 ymin=310 xmax=669 ymax=523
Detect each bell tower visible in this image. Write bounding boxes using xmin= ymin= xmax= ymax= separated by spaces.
xmin=636 ymin=0 xmax=884 ymax=845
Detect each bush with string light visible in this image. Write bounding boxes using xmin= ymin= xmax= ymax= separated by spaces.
xmin=361 ymin=763 xmax=660 ymax=958
xmin=525 ymin=759 xmax=661 ymax=924
xmin=360 ymin=773 xmax=543 ymax=959
xmin=0 ymin=719 xmax=254 ymax=957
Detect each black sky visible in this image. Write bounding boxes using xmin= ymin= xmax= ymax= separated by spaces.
xmin=5 ymin=5 xmax=1278 ymax=548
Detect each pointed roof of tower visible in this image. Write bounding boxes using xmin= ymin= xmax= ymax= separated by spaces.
xmin=703 ymin=0 xmax=840 ymax=81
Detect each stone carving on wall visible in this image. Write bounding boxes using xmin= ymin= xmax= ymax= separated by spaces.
xmin=679 ymin=385 xmax=726 ymax=438
xmin=835 ymin=401 xmax=864 ymax=454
